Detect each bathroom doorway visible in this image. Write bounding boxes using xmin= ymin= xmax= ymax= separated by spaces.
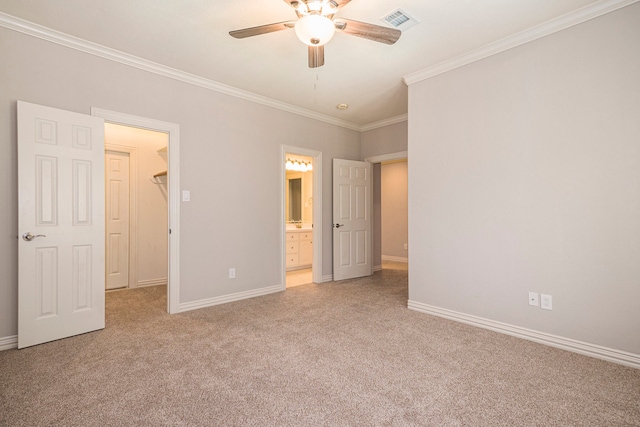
xmin=282 ymin=146 xmax=323 ymax=288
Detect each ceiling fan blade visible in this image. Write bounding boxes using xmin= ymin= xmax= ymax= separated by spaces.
xmin=229 ymin=21 xmax=295 ymax=39
xmin=308 ymin=45 xmax=325 ymax=68
xmin=335 ymin=19 xmax=401 ymax=45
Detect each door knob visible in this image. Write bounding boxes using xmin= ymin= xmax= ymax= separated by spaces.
xmin=333 ymin=224 xmax=345 ymax=229
xmin=22 ymin=232 xmax=47 ymax=241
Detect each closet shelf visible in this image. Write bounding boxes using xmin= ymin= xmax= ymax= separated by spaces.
xmin=153 ymin=170 xmax=167 ymax=178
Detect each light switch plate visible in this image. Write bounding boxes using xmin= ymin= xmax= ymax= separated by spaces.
xmin=182 ymin=190 xmax=190 ymax=202
xmin=528 ymin=292 xmax=539 ymax=307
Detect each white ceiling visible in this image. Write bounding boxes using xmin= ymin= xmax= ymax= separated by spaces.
xmin=0 ymin=0 xmax=605 ymax=127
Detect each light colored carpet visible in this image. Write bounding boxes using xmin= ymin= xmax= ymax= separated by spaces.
xmin=1 ymin=263 xmax=639 ymax=426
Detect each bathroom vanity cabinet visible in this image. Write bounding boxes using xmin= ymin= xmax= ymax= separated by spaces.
xmin=286 ymin=230 xmax=312 ymax=270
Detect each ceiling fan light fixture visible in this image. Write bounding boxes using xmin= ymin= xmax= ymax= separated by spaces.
xmin=295 ymin=14 xmax=335 ymax=46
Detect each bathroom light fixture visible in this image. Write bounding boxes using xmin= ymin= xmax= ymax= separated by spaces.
xmin=285 ymin=158 xmax=313 ymax=172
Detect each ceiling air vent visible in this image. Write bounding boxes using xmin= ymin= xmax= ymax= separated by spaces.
xmin=380 ymin=8 xmax=419 ymax=32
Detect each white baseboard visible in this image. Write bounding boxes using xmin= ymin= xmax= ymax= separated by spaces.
xmin=0 ymin=335 xmax=18 ymax=351
xmin=321 ymin=274 xmax=333 ymax=283
xmin=178 ymin=284 xmax=282 ymax=313
xmin=286 ymin=264 xmax=312 ymax=272
xmin=137 ymin=278 xmax=167 ymax=288
xmin=382 ymin=255 xmax=408 ymax=263
xmin=407 ymin=300 xmax=640 ymax=369
xmin=373 ymin=264 xmax=382 ymax=272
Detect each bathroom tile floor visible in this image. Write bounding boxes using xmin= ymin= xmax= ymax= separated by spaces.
xmin=286 ymin=268 xmax=312 ymax=288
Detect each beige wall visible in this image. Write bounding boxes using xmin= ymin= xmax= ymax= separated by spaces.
xmin=0 ymin=27 xmax=360 ymax=338
xmin=407 ymin=4 xmax=640 ymax=354
xmin=105 ymin=123 xmax=169 ymax=286
xmin=361 ymin=121 xmax=407 ymax=160
xmin=381 ymin=161 xmax=408 ymax=261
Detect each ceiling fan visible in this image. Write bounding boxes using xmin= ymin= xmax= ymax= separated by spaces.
xmin=229 ymin=0 xmax=401 ymax=68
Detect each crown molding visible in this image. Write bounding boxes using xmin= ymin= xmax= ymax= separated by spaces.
xmin=403 ymin=0 xmax=639 ymax=85
xmin=0 ymin=12 xmax=362 ymax=132
xmin=360 ymin=114 xmax=408 ymax=132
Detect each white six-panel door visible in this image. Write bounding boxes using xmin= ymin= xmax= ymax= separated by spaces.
xmin=105 ymin=151 xmax=130 ymax=290
xmin=18 ymin=101 xmax=105 ymax=349
xmin=332 ymin=159 xmax=372 ymax=281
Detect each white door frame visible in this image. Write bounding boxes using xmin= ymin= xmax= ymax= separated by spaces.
xmin=105 ymin=144 xmax=138 ymax=290
xmin=364 ymin=151 xmax=408 ymax=165
xmin=281 ymin=145 xmax=323 ymax=287
xmin=92 ymin=108 xmax=180 ymax=314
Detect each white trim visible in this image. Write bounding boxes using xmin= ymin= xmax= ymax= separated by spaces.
xmin=137 ymin=278 xmax=167 ymax=288
xmin=322 ymin=274 xmax=334 ymax=283
xmin=0 ymin=12 xmax=361 ymax=132
xmin=361 ymin=115 xmax=408 ymax=132
xmin=382 ymin=255 xmax=408 ymax=263
xmin=105 ymin=143 xmax=138 ymax=290
xmin=403 ymin=0 xmax=640 ymax=85
xmin=408 ymin=300 xmax=640 ymax=369
xmin=179 ymin=285 xmax=282 ymax=313
xmin=0 ymin=335 xmax=18 ymax=351
xmin=281 ymin=146 xmax=323 ymax=287
xmin=92 ymin=108 xmax=181 ymax=314
xmin=365 ymin=151 xmax=408 ymax=164
xmin=373 ymin=264 xmax=382 ymax=272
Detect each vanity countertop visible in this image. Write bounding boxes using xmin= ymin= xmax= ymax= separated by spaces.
xmin=286 ymin=225 xmax=313 ymax=231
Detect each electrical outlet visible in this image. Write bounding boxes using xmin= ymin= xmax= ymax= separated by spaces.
xmin=528 ymin=292 xmax=539 ymax=307
xmin=541 ymin=294 xmax=552 ymax=310
xmin=229 ymin=268 xmax=235 ymax=279
xmin=404 ymin=243 xmax=408 ymax=250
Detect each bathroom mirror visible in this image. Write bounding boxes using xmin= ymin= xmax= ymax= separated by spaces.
xmin=288 ymin=178 xmax=302 ymax=221
xmin=285 ymin=156 xmax=313 ymax=224
xmin=286 ymin=171 xmax=311 ymax=223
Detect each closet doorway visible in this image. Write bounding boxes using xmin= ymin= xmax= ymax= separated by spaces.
xmin=104 ymin=124 xmax=168 ymax=292
xmin=93 ymin=108 xmax=181 ymax=314
xmin=366 ymin=151 xmax=408 ymax=271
